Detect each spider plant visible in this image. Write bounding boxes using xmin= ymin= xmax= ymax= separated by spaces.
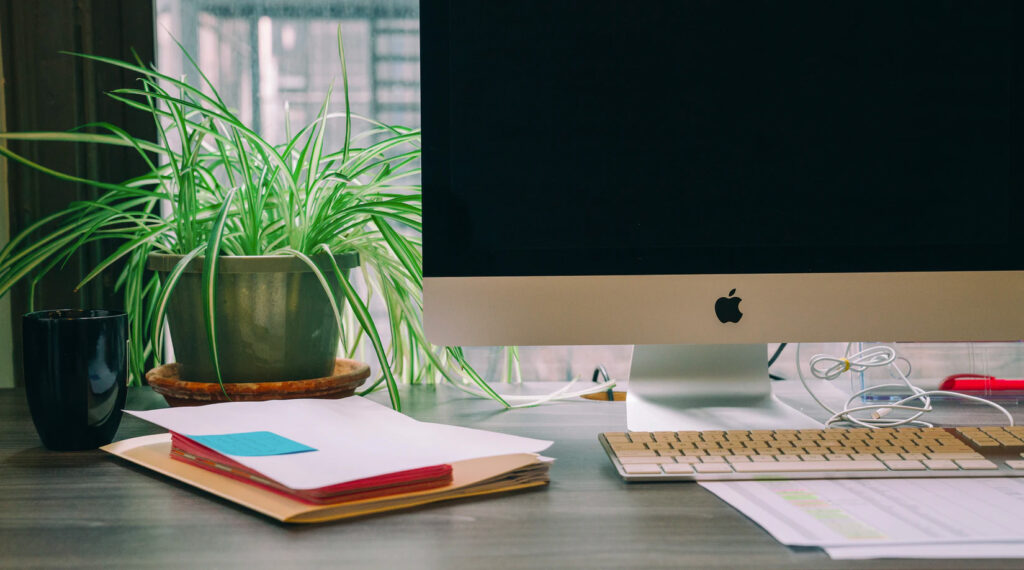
xmin=0 ymin=32 xmax=512 ymax=411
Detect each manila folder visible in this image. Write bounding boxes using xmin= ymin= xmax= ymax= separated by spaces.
xmin=103 ymin=434 xmax=548 ymax=523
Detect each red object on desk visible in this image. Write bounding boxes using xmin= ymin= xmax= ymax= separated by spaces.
xmin=939 ymin=374 xmax=1024 ymax=392
xmin=169 ymin=432 xmax=453 ymax=505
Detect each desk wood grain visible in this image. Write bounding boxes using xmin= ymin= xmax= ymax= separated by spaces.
xmin=1 ymin=385 xmax=1020 ymax=569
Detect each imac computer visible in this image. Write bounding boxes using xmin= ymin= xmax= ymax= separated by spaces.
xmin=420 ymin=1 xmax=1024 ymax=429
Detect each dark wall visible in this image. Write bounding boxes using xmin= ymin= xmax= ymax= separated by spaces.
xmin=0 ymin=0 xmax=155 ymax=385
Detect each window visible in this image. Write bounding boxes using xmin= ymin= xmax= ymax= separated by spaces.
xmin=155 ymin=0 xmax=631 ymax=384
xmin=157 ymin=0 xmax=420 ymax=138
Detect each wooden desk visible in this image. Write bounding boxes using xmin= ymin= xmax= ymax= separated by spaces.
xmin=1 ymin=384 xmax=1020 ymax=568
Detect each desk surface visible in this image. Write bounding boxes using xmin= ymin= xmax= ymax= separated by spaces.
xmin=1 ymin=383 xmax=1022 ymax=569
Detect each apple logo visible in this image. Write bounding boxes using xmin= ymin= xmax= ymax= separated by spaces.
xmin=715 ymin=289 xmax=743 ymax=323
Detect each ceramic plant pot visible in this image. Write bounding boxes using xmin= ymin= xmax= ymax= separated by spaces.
xmin=148 ymin=252 xmax=359 ymax=382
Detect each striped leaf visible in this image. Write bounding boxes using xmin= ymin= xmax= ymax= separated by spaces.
xmin=201 ymin=188 xmax=237 ymax=396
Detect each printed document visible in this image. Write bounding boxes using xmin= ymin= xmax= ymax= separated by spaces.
xmin=700 ymin=478 xmax=1024 ymax=553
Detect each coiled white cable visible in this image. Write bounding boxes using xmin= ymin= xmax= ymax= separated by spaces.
xmin=797 ymin=344 xmax=1014 ymax=428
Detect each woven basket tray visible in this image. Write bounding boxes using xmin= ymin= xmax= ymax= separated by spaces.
xmin=146 ymin=358 xmax=370 ymax=407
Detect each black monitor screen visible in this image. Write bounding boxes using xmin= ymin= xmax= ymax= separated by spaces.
xmin=422 ymin=0 xmax=1024 ymax=277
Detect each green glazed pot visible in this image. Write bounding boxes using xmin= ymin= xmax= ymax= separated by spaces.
xmin=148 ymin=252 xmax=359 ymax=383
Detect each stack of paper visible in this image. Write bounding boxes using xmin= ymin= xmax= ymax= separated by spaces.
xmin=103 ymin=397 xmax=553 ymax=523
xmin=700 ymin=478 xmax=1024 ymax=559
xmin=168 ymin=431 xmax=456 ymax=504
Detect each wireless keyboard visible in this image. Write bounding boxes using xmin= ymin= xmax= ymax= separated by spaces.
xmin=600 ymin=426 xmax=1024 ymax=481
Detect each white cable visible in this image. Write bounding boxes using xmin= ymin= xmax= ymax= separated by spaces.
xmin=809 ymin=345 xmax=894 ymax=380
xmin=796 ymin=344 xmax=1013 ymax=428
xmin=449 ymin=374 xmax=618 ymax=409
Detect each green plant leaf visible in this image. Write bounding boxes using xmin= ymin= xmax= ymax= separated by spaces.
xmin=202 ymin=188 xmax=237 ymax=397
xmin=337 ymin=25 xmax=352 ymax=166
xmin=447 ymin=347 xmax=512 ymax=405
xmin=320 ymin=244 xmax=401 ymax=411
xmin=372 ymin=216 xmax=422 ymax=290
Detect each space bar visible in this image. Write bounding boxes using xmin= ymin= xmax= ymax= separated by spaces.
xmin=732 ymin=460 xmax=887 ymax=473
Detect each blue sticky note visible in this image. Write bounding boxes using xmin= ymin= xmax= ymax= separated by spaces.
xmin=189 ymin=431 xmax=317 ymax=457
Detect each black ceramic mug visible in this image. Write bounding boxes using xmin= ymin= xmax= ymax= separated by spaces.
xmin=23 ymin=309 xmax=129 ymax=451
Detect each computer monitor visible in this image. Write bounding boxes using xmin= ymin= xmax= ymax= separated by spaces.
xmin=420 ymin=1 xmax=1024 ymax=429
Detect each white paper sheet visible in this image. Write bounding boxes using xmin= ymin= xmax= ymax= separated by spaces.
xmin=825 ymin=543 xmax=1024 ymax=560
xmin=700 ymin=478 xmax=1024 ymax=548
xmin=128 ymin=397 xmax=551 ymax=490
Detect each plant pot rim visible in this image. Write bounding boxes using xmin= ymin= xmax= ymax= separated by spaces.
xmin=145 ymin=358 xmax=371 ymax=405
xmin=147 ymin=251 xmax=359 ymax=274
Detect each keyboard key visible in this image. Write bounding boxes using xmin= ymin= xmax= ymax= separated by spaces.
xmin=956 ymin=459 xmax=999 ymax=470
xmin=662 ymin=463 xmax=695 ymax=474
xmin=732 ymin=460 xmax=887 ymax=473
xmin=694 ymin=463 xmax=734 ymax=473
xmin=883 ymin=460 xmax=926 ymax=471
xmin=623 ymin=464 xmax=663 ymax=474
xmin=616 ymin=450 xmax=657 ymax=457
xmin=927 ymin=452 xmax=984 ymax=460
xmin=610 ymin=443 xmax=647 ymax=451
xmin=619 ymin=456 xmax=677 ymax=464
xmin=1006 ymin=460 xmax=1024 ymax=470
xmin=922 ymin=460 xmax=959 ymax=470
xmin=900 ymin=453 xmax=927 ymax=460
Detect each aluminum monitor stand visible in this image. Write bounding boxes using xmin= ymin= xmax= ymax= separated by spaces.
xmin=627 ymin=344 xmax=824 ymax=431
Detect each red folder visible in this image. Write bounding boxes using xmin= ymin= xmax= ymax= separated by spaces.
xmin=170 ymin=432 xmax=453 ymax=505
